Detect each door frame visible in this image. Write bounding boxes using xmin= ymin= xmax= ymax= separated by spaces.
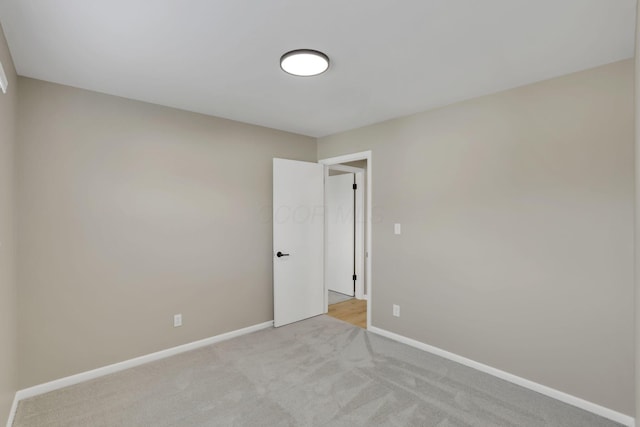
xmin=319 ymin=151 xmax=372 ymax=330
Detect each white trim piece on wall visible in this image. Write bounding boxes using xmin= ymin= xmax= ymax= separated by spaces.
xmin=5 ymin=394 xmax=18 ymax=427
xmin=5 ymin=320 xmax=274 ymax=427
xmin=0 ymin=61 xmax=8 ymax=94
xmin=368 ymin=326 xmax=635 ymax=427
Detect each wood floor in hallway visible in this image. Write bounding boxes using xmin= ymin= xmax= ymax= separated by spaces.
xmin=328 ymin=298 xmax=367 ymax=328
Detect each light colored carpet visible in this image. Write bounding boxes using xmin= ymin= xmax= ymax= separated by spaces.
xmin=13 ymin=315 xmax=623 ymax=427
xmin=328 ymin=290 xmax=353 ymax=305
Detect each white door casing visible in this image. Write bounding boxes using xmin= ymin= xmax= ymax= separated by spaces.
xmin=273 ymin=158 xmax=324 ymax=327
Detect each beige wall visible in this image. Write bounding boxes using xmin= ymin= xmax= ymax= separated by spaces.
xmin=319 ymin=60 xmax=635 ymax=415
xmin=16 ymin=78 xmax=316 ymax=388
xmin=0 ymin=23 xmax=17 ymax=423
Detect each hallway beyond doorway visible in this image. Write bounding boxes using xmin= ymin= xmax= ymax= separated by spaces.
xmin=328 ymin=297 xmax=366 ymax=329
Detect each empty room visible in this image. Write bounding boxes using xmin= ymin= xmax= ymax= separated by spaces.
xmin=1 ymin=1 xmax=639 ymax=426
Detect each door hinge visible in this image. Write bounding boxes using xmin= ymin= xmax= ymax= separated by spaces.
xmin=353 ymin=183 xmax=357 ymax=190
xmin=352 ymin=274 xmax=357 ymax=281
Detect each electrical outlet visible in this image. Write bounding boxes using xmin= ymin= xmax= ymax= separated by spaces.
xmin=173 ymin=314 xmax=182 ymax=327
xmin=394 ymin=223 xmax=401 ymax=235
xmin=393 ymin=304 xmax=400 ymax=317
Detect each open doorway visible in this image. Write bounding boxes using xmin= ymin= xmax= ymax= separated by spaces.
xmin=319 ymin=151 xmax=372 ymax=330
xmin=326 ymin=162 xmax=365 ymax=328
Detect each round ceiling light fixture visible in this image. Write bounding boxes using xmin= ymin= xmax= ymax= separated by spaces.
xmin=280 ymin=49 xmax=330 ymax=77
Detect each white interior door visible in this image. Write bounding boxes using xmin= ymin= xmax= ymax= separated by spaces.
xmin=273 ymin=158 xmax=324 ymax=327
xmin=326 ymin=173 xmax=355 ymax=297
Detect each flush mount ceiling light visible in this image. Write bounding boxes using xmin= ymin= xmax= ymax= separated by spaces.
xmin=280 ymin=49 xmax=329 ymax=77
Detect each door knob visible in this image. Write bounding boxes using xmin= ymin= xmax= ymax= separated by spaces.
xmin=276 ymin=251 xmax=290 ymax=258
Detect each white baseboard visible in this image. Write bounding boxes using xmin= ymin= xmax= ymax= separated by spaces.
xmin=5 ymin=394 xmax=19 ymax=427
xmin=5 ymin=320 xmax=273 ymax=427
xmin=368 ymin=326 xmax=634 ymax=427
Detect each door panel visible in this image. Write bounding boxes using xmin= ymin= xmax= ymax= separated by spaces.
xmin=326 ymin=173 xmax=355 ymax=297
xmin=273 ymin=158 xmax=324 ymax=327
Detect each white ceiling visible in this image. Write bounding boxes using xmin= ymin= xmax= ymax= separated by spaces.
xmin=0 ymin=0 xmax=636 ymax=137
